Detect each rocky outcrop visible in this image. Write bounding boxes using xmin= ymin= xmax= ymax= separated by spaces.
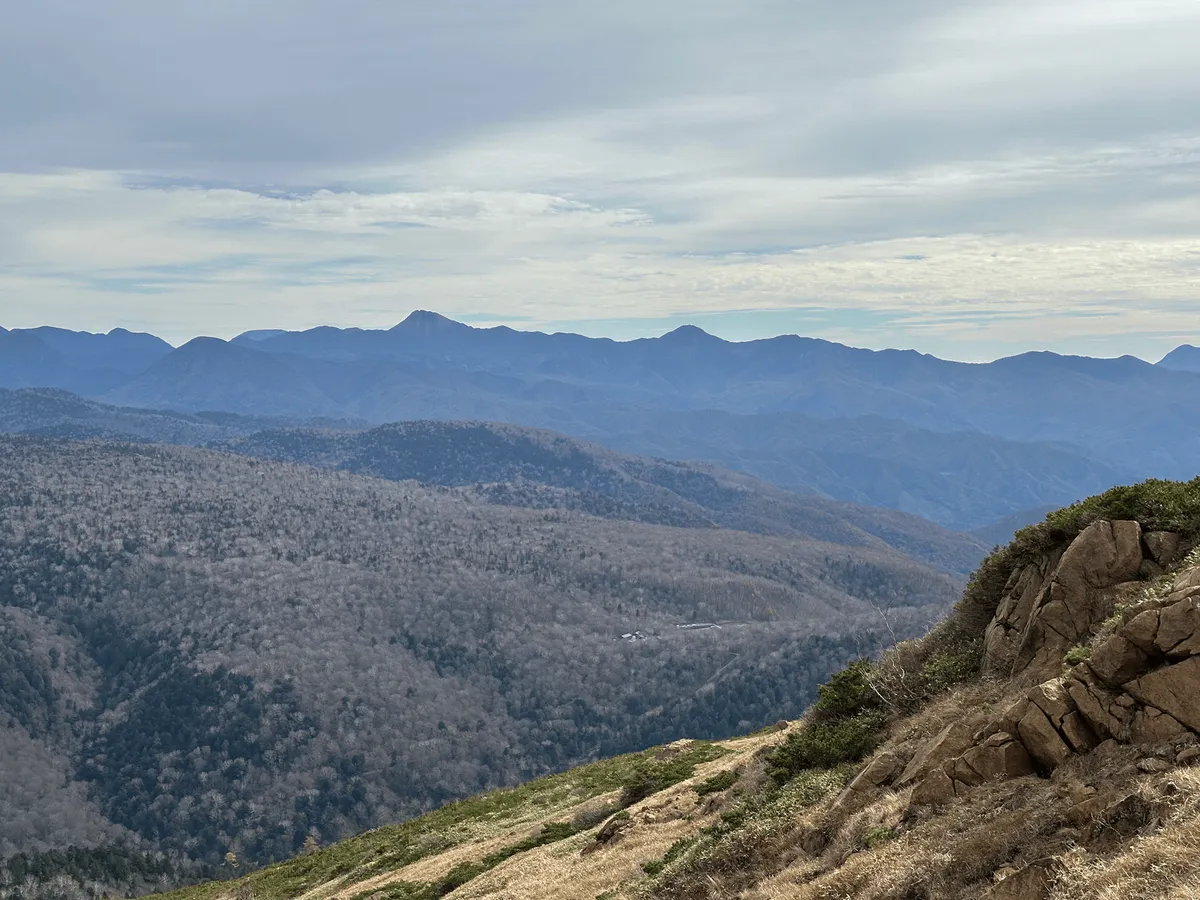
xmin=903 ymin=529 xmax=1200 ymax=807
xmin=983 ymin=521 xmax=1152 ymax=681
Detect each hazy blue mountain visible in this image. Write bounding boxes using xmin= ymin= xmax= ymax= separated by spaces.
xmin=1159 ymin=344 xmax=1200 ymax=373
xmin=17 ymin=326 xmax=172 ymax=375
xmin=968 ymin=504 xmax=1059 ymax=549
xmin=0 ymin=330 xmax=69 ymax=389
xmin=592 ymin=410 xmax=1137 ymax=531
xmin=7 ymin=313 xmax=1200 ymax=527
xmin=218 ymin=315 xmax=1200 ymax=480
xmin=0 ymin=326 xmax=172 ymax=393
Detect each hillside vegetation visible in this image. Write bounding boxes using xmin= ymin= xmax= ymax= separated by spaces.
xmin=0 ymin=391 xmax=986 ymax=575
xmin=148 ymin=478 xmax=1200 ymax=900
xmin=0 ymin=437 xmax=961 ymax=878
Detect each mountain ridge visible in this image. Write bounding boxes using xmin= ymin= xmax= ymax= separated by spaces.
xmin=4 ymin=316 xmax=1199 ymax=528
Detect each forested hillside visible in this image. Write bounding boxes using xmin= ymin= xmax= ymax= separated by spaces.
xmin=0 ymin=437 xmax=960 ymax=876
xmin=0 ymin=391 xmax=986 ymax=574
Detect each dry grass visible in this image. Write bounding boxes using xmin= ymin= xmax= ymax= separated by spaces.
xmin=1054 ymin=770 xmax=1200 ymax=900
xmin=443 ymin=737 xmax=780 ymax=900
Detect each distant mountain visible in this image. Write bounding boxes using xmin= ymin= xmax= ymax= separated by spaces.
xmin=0 ymin=327 xmax=171 ymax=393
xmin=1159 ymin=344 xmax=1200 ymax=373
xmin=595 ymin=409 xmax=1136 ymax=532
xmin=0 ymin=387 xmax=364 ymax=444
xmin=5 ymin=315 xmax=1198 ymax=527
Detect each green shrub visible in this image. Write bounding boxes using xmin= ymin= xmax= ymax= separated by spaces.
xmin=916 ymin=642 xmax=981 ymax=696
xmin=1064 ymin=644 xmax=1092 ymax=666
xmin=812 ymin=658 xmax=879 ymax=722
xmin=619 ymin=755 xmax=705 ymax=807
xmin=767 ymin=712 xmax=887 ymax=783
xmin=862 ymin=826 xmax=897 ymax=849
xmin=693 ymin=770 xmax=738 ymax=798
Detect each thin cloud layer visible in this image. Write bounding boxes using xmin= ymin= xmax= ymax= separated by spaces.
xmin=1 ymin=0 xmax=1198 ymax=358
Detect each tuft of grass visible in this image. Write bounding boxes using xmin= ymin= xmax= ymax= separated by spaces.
xmin=642 ymin=837 xmax=699 ymax=876
xmin=861 ymin=825 xmax=897 ymax=849
xmin=1064 ymin=644 xmax=1093 ymax=666
xmin=641 ymin=766 xmax=852 ymax=899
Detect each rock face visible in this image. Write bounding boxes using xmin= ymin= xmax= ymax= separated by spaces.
xmin=904 ymin=527 xmax=1200 ymax=807
xmin=984 ymin=521 xmax=1146 ymax=681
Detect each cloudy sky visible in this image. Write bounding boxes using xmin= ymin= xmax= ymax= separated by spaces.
xmin=2 ymin=0 xmax=1199 ymax=359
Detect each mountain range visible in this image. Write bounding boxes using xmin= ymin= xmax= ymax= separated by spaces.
xmin=5 ymin=315 xmax=1194 ymax=530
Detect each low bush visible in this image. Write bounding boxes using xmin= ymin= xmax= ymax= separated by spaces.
xmin=767 ymin=712 xmax=888 ymax=783
xmin=693 ymin=770 xmax=738 ymax=798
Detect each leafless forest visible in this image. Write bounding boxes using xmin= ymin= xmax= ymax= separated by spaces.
xmin=0 ymin=435 xmax=958 ymax=874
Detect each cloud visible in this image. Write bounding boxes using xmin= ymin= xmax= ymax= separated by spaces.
xmin=0 ymin=0 xmax=1198 ymax=358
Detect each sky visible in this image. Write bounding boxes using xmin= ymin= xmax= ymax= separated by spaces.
xmin=1 ymin=0 xmax=1199 ymax=361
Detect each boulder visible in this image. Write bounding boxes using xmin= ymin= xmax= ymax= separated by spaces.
xmin=850 ymin=751 xmax=903 ymax=790
xmin=955 ymin=733 xmax=1035 ymax=786
xmin=832 ymin=751 xmax=904 ymax=813
xmin=1144 ymin=532 xmax=1183 ymax=567
xmin=910 ymin=768 xmax=957 ymax=806
xmin=1089 ymin=635 xmax=1152 ymax=687
xmin=897 ymin=721 xmax=975 ymax=787
xmin=984 ymin=563 xmax=1053 ymax=675
xmin=1058 ymin=711 xmax=1098 ymax=753
xmin=1124 ymin=656 xmax=1200 ymax=732
xmin=1155 ymin=597 xmax=1200 ymax=656
xmin=1121 ymin=609 xmax=1161 ymax=653
xmin=1027 ymin=681 xmax=1074 ymax=725
xmin=1067 ymin=673 xmax=1131 ymax=741
xmin=1017 ymin=706 xmax=1072 ymax=771
xmin=1009 ymin=521 xmax=1143 ymax=680
xmin=1129 ymin=706 xmax=1188 ymax=745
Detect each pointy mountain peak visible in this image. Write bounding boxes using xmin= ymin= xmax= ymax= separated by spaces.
xmin=391 ymin=310 xmax=470 ymax=333
xmin=658 ymin=323 xmax=723 ymax=345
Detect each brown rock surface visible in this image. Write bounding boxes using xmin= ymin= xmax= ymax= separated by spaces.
xmin=1124 ymin=656 xmax=1200 ymax=732
xmin=1088 ymin=635 xmax=1152 ymax=686
xmin=897 ymin=721 xmax=974 ymax=787
xmin=955 ymin=733 xmax=1036 ymax=785
xmin=1002 ymin=521 xmax=1144 ymax=681
xmin=1144 ymin=531 xmax=1183 ymax=566
xmin=1017 ymin=706 xmax=1072 ymax=770
xmin=1156 ymin=596 xmax=1200 ymax=656
xmin=910 ymin=768 xmax=956 ymax=806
